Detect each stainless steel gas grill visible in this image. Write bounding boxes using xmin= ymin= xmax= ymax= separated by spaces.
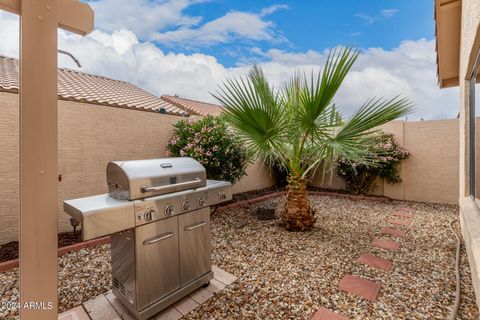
xmin=63 ymin=158 xmax=232 ymax=320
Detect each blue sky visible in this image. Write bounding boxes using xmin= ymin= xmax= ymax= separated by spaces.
xmin=0 ymin=0 xmax=459 ymax=119
xmin=154 ymin=0 xmax=435 ymax=66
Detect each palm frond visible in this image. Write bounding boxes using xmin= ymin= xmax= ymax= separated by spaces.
xmin=213 ymin=66 xmax=287 ymax=163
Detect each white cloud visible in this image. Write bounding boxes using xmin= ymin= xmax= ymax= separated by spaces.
xmin=153 ymin=9 xmax=287 ymax=47
xmin=89 ymin=0 xmax=288 ymax=48
xmin=90 ymin=0 xmax=205 ymax=39
xmin=0 ymin=12 xmax=458 ymax=120
xmin=260 ymin=4 xmax=289 ymax=17
xmin=355 ymin=8 xmax=399 ymax=24
xmin=380 ymin=9 xmax=399 ymax=19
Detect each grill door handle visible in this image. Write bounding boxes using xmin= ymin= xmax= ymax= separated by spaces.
xmin=141 ymin=178 xmax=202 ymax=193
xmin=184 ymin=221 xmax=207 ymax=231
xmin=143 ymin=232 xmax=174 ymax=245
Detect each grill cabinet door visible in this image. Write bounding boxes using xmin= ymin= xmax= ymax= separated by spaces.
xmin=178 ymin=208 xmax=211 ymax=286
xmin=135 ymin=216 xmax=180 ymax=310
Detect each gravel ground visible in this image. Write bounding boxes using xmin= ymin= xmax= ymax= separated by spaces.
xmin=0 ymin=195 xmax=478 ymax=320
xmin=0 ymin=244 xmax=111 ymax=319
xmin=187 ymin=195 xmax=479 ymax=320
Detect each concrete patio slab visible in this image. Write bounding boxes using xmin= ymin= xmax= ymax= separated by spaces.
xmin=212 ymin=265 xmax=237 ymax=285
xmin=372 ymin=239 xmax=401 ymax=252
xmin=172 ymin=296 xmax=199 ymax=315
xmin=154 ymin=307 xmax=183 ymax=320
xmin=381 ymin=227 xmax=406 ymax=238
xmin=189 ymin=286 xmax=215 ymax=304
xmin=83 ymin=294 xmax=121 ymax=320
xmin=104 ymin=291 xmax=135 ymax=320
xmin=205 ymin=278 xmax=226 ymax=294
xmin=312 ymin=307 xmax=348 ymax=320
xmin=71 ymin=265 xmax=237 ymax=320
xmin=356 ymin=253 xmax=393 ymax=271
xmin=388 ymin=219 xmax=411 ymax=226
xmin=338 ymin=275 xmax=381 ymax=301
xmin=58 ymin=306 xmax=90 ymax=320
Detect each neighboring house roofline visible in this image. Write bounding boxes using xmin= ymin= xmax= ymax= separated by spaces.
xmin=161 ymin=94 xmax=224 ymax=117
xmin=0 ymin=55 xmax=188 ymax=116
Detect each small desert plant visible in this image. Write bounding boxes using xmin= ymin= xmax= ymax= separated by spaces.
xmin=336 ymin=131 xmax=410 ymax=194
xmin=167 ymin=115 xmax=250 ymax=184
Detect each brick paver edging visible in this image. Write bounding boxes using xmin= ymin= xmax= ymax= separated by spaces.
xmin=217 ymin=191 xmax=285 ymax=211
xmin=307 ymin=191 xmax=391 ymax=202
xmin=0 ymin=236 xmax=111 ymax=273
xmin=218 ymin=190 xmax=390 ymax=212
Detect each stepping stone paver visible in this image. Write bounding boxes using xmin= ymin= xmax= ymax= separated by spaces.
xmin=312 ymin=307 xmax=348 ymax=320
xmin=372 ymin=238 xmax=400 ymax=251
xmin=388 ymin=218 xmax=411 ymax=226
xmin=393 ymin=211 xmax=415 ymax=218
xmin=381 ymin=227 xmax=406 ymax=238
xmin=338 ymin=275 xmax=381 ymax=301
xmin=356 ymin=253 xmax=393 ymax=271
xmin=398 ymin=207 xmax=415 ymax=212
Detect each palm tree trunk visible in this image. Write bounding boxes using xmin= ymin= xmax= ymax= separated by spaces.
xmin=282 ymin=175 xmax=316 ymax=231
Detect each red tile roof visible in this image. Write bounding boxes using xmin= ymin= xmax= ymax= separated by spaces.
xmin=161 ymin=94 xmax=223 ymax=117
xmin=0 ymin=55 xmax=187 ymax=116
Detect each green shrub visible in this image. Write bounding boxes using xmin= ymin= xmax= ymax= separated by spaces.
xmin=336 ymin=131 xmax=410 ymax=194
xmin=166 ymin=115 xmax=250 ymax=184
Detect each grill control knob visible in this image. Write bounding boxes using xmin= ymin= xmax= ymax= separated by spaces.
xmin=218 ymin=192 xmax=226 ymax=200
xmin=144 ymin=209 xmax=156 ymax=221
xmin=182 ymin=201 xmax=191 ymax=211
xmin=165 ymin=204 xmax=174 ymax=216
xmin=197 ymin=197 xmax=206 ymax=207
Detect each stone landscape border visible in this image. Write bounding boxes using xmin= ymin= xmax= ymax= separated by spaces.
xmin=0 ymin=236 xmax=110 ymax=273
xmin=218 ymin=190 xmax=390 ymax=212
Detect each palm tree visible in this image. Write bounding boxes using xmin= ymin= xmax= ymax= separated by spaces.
xmin=214 ymin=47 xmax=414 ymax=231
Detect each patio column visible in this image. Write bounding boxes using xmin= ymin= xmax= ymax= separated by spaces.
xmin=19 ymin=0 xmax=59 ymax=318
xmin=0 ymin=1 xmax=93 ymax=318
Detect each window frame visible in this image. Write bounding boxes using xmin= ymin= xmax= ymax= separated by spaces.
xmin=470 ymin=50 xmax=480 ymax=201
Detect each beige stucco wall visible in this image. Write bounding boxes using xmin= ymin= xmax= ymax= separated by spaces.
xmin=232 ymin=159 xmax=276 ymax=194
xmin=457 ymin=0 xmax=480 ymax=310
xmin=0 ymin=92 xmax=276 ymax=244
xmin=312 ymin=119 xmax=460 ymax=205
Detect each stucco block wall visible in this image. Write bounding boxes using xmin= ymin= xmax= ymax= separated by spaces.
xmin=0 ymin=92 xmax=276 ymax=244
xmin=231 ymin=159 xmax=276 ymax=194
xmin=0 ymin=92 xmax=19 ymax=246
xmin=312 ymin=119 xmax=460 ymax=204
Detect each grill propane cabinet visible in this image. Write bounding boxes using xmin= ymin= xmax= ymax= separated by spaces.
xmin=63 ymin=158 xmax=232 ymax=320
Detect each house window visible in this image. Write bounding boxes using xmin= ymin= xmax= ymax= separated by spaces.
xmin=471 ymin=50 xmax=480 ymax=205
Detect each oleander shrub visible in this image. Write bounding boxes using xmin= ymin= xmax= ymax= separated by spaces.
xmin=336 ymin=131 xmax=410 ymax=195
xmin=166 ymin=115 xmax=250 ymax=184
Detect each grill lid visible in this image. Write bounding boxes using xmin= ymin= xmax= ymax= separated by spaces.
xmin=107 ymin=157 xmax=206 ymax=200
